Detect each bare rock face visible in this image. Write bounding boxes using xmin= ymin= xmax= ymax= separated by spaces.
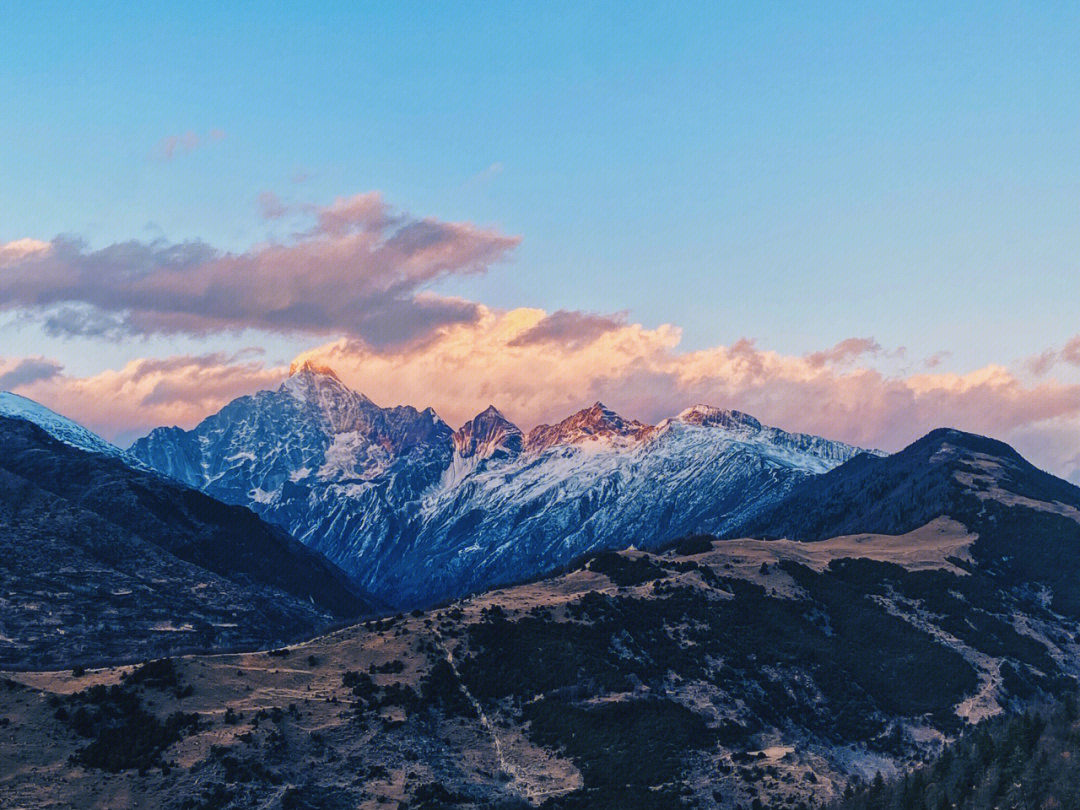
xmin=453 ymin=405 xmax=523 ymax=461
xmin=524 ymin=401 xmax=653 ymax=451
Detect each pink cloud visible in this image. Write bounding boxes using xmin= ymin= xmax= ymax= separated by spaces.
xmin=805 ymin=337 xmax=883 ymax=368
xmin=924 ymin=351 xmax=952 ymax=369
xmin=0 ymin=194 xmax=520 ymax=348
xmin=1 ymin=352 xmax=284 ymax=442
xmin=1026 ymin=349 xmax=1059 ymax=377
xmin=7 ymin=313 xmax=1080 ymax=481
xmin=1062 ymin=335 xmax=1080 ymax=367
xmin=257 ymin=190 xmax=289 ymax=219
xmin=289 ymin=308 xmax=1080 ymax=478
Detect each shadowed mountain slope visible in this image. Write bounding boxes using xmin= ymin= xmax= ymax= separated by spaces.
xmin=732 ymin=427 xmax=1080 ymax=542
xmin=0 ymin=415 xmax=383 ymax=669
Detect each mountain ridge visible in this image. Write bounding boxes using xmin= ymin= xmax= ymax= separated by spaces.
xmin=129 ymin=364 xmax=873 ymax=606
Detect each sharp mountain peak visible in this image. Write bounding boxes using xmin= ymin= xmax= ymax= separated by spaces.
xmin=287 ymin=359 xmax=341 ymax=379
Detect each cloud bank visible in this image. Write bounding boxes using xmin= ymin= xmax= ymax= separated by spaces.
xmin=6 ymin=309 xmax=1080 ymax=481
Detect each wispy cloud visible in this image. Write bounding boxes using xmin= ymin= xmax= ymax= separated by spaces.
xmin=804 ymin=337 xmax=883 ymax=368
xmin=1021 ymin=335 xmax=1080 ymax=377
xmin=152 ymin=128 xmax=226 ymax=161
xmin=508 ymin=309 xmax=629 ymax=349
xmin=257 ymin=190 xmax=289 ymax=219
xmin=0 ymin=357 xmax=63 ymax=389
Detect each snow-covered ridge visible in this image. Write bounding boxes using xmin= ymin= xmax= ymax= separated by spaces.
xmin=525 ymin=401 xmax=653 ymax=451
xmin=129 ymin=363 xmax=878 ymax=607
xmin=0 ymin=391 xmax=136 ymax=463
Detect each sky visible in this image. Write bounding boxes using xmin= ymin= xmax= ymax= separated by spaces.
xmin=2 ymin=2 xmax=1080 ymax=478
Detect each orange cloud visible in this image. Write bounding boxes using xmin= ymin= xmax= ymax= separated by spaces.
xmin=6 ymin=312 xmax=1080 ymax=480
xmin=291 ymin=308 xmax=1080 ymax=467
xmin=1 ymin=353 xmax=284 ymax=444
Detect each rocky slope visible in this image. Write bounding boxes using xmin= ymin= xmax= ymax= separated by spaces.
xmin=130 ymin=363 xmax=871 ymax=607
xmin=5 ymin=428 xmax=1080 ymax=809
xmin=0 ymin=414 xmax=383 ymax=669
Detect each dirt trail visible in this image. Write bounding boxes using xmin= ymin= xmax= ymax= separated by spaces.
xmin=432 ymin=629 xmax=574 ymax=804
xmin=433 ymin=631 xmax=520 ymax=787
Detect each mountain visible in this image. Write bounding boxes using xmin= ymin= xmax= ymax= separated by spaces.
xmin=130 ymin=365 xmax=871 ymax=607
xmin=524 ymin=400 xmax=653 ymax=451
xmin=834 ymin=697 xmax=1080 ymax=810
xmin=7 ymin=428 xmax=1080 ymax=810
xmin=0 ymin=413 xmax=383 ymax=669
xmin=0 ymin=390 xmax=135 ymax=463
xmin=730 ymin=426 xmax=1080 ymax=542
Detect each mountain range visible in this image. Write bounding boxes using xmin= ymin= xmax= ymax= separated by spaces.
xmin=5 ymin=416 xmax=1080 ymax=809
xmin=129 ymin=362 xmax=873 ymax=607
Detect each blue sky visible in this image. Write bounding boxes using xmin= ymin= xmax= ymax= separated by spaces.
xmin=3 ymin=2 xmax=1078 ymax=371
xmin=4 ymin=2 xmax=1080 ymax=477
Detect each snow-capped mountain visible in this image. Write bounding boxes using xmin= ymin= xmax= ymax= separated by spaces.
xmin=0 ymin=391 xmax=136 ymax=463
xmin=130 ymin=364 xmax=875 ymax=607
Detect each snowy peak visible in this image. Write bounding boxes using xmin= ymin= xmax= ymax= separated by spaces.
xmin=454 ymin=406 xmax=523 ymax=460
xmin=0 ymin=391 xmax=132 ymax=462
xmin=281 ymin=361 xmax=364 ymax=404
xmin=525 ymin=401 xmax=653 ymax=452
xmin=132 ymin=382 xmax=878 ymax=607
xmin=288 ymin=359 xmax=342 ymax=380
xmin=669 ymin=405 xmax=763 ymax=432
xmin=277 ymin=363 xmax=384 ymax=435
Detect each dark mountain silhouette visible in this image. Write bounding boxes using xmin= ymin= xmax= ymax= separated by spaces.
xmin=0 ymin=415 xmax=383 ymax=669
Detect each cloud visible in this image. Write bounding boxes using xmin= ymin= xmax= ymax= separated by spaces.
xmin=805 ymin=337 xmax=883 ymax=368
xmin=1017 ymin=335 xmax=1080 ymax=377
xmin=0 ymin=357 xmax=63 ymax=389
xmin=40 ymin=305 xmax=130 ymax=339
xmin=508 ymin=309 xmax=629 ymax=349
xmin=2 ymin=352 xmax=284 ymax=442
xmin=924 ymin=351 xmax=952 ymax=369
xmin=0 ymin=238 xmax=52 ymax=263
xmin=0 ymin=194 xmax=521 ymax=348
xmin=7 ymin=310 xmax=1080 ymax=480
xmin=1026 ymin=349 xmax=1059 ymax=377
xmin=1062 ymin=336 xmax=1080 ymax=367
xmin=286 ymin=307 xmax=1080 ymax=479
xmin=153 ymin=129 xmax=225 ymax=161
xmin=257 ymin=190 xmax=289 ymax=219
